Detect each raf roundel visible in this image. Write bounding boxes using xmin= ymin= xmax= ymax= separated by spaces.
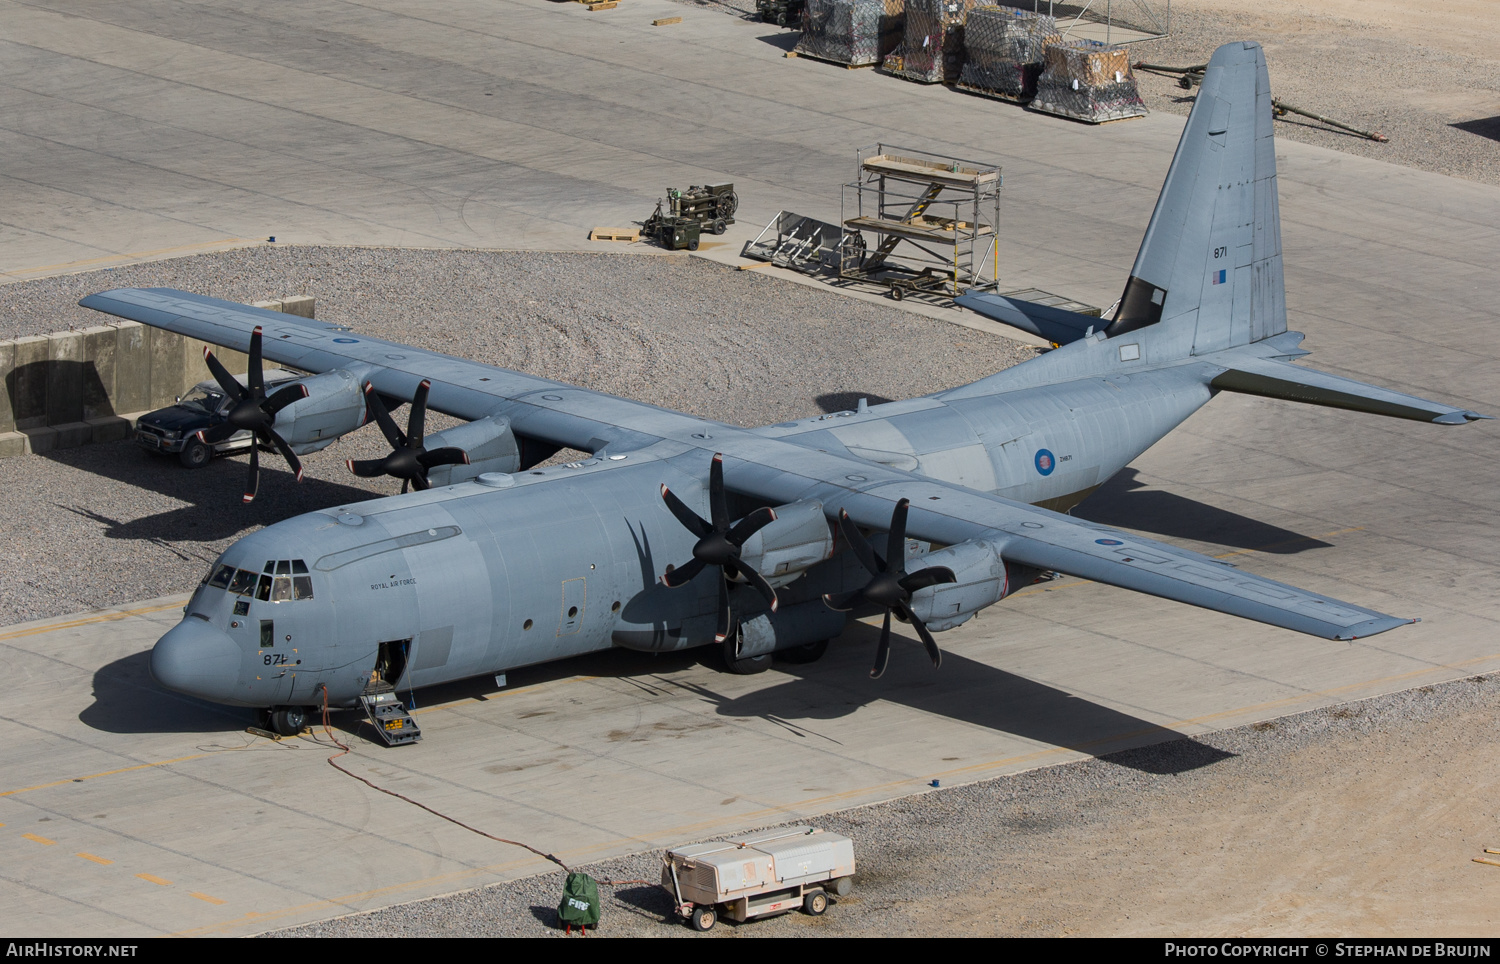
xmin=1096 ymin=539 xmax=1124 ymax=546
xmin=333 ymin=337 xmax=359 ymax=344
xmin=1034 ymin=448 xmax=1056 ymax=476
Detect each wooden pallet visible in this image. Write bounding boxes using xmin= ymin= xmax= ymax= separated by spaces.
xmin=652 ymin=16 xmax=682 ymax=25
xmin=579 ymin=0 xmax=617 ymax=9
xmin=589 ymin=227 xmax=640 ymax=242
xmin=784 ymin=50 xmax=874 ymax=69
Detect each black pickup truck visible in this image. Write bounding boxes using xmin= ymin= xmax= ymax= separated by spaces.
xmin=134 ymin=369 xmax=304 ymax=468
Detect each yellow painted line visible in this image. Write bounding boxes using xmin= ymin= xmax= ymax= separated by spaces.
xmin=190 ymin=892 xmax=227 ymax=905
xmin=136 ymin=873 xmax=171 ymax=886
xmin=77 ymin=852 xmax=113 ymax=865
xmin=23 ymin=833 xmax=56 ymax=845
xmin=0 ymin=599 xmax=186 ymax=644
xmin=2 ymin=239 xmax=255 ymax=281
xmin=1 ymin=753 xmax=211 ymax=798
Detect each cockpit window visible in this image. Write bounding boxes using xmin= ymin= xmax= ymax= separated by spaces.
xmin=228 ymin=568 xmax=259 ymax=596
xmin=208 ymin=565 xmax=233 ymax=589
xmin=256 ymin=573 xmax=273 ymax=601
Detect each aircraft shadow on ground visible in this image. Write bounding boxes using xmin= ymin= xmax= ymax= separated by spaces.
xmin=42 ymin=439 xmax=381 ymax=544
xmin=1452 ymin=116 xmax=1500 ymax=143
xmin=80 ymin=650 xmax=246 ymax=734
xmin=684 ymin=620 xmax=1236 ymax=775
xmin=815 ymin=391 xmax=894 ymax=413
xmin=82 ymin=604 xmax=1229 ymax=776
xmin=1073 ymin=467 xmax=1332 ymax=555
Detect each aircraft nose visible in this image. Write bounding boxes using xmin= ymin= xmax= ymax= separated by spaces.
xmin=151 ymin=618 xmax=242 ymax=701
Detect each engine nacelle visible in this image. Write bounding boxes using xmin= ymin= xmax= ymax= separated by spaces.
xmin=737 ymin=500 xmax=835 ymax=589
xmin=907 ymin=540 xmax=1031 ymax=632
xmin=274 ymin=369 xmax=367 ymax=455
xmin=424 ymin=415 xmax=521 ymax=487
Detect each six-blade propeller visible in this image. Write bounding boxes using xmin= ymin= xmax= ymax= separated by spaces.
xmin=346 ymin=380 xmax=469 ymax=493
xmin=196 ymin=326 xmax=308 ymax=504
xmin=659 ymin=453 xmax=780 ymax=643
xmin=823 ymin=499 xmax=957 ymax=679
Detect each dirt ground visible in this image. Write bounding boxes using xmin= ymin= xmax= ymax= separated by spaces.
xmin=1125 ymin=0 xmax=1500 ymax=186
xmin=948 ymin=696 xmax=1500 ymax=937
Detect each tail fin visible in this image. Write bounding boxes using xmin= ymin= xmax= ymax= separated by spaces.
xmin=1107 ymin=42 xmax=1285 ymax=353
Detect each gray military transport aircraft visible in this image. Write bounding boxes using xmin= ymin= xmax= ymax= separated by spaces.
xmin=82 ymin=42 xmax=1486 ymax=739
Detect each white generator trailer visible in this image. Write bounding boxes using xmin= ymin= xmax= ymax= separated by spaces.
xmin=661 ymin=826 xmax=855 ymax=931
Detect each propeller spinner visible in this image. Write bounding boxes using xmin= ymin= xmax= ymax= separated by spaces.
xmin=196 ymin=326 xmax=309 ymax=504
xmin=659 ymin=453 xmax=780 ymax=643
xmin=347 ymin=380 xmax=469 ymax=493
xmin=824 ymin=500 xmax=957 ymax=679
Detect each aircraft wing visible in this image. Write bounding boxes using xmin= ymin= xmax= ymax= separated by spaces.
xmin=720 ymin=454 xmax=1411 ymax=641
xmin=82 ymin=287 xmax=1411 ymax=641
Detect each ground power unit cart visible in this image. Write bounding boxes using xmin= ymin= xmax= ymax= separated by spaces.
xmin=662 ymin=826 xmax=855 ymax=931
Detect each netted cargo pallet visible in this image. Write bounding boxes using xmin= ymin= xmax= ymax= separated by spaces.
xmin=793 ymin=0 xmax=905 ymax=68
xmin=881 ymin=0 xmax=985 ymax=84
xmin=954 ymin=6 xmax=1060 ymax=103
xmin=1027 ymin=40 xmax=1147 ymax=123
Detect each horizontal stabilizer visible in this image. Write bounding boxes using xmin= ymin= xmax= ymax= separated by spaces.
xmin=954 ymin=290 xmax=1100 ymax=345
xmin=1210 ymin=355 xmax=1490 ymax=424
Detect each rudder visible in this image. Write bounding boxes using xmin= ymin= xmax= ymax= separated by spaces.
xmin=1106 ymin=42 xmax=1286 ymax=353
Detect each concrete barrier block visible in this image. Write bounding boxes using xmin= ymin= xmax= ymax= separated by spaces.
xmin=21 ymin=425 xmax=58 ymax=454
xmin=252 ymin=299 xmax=283 ymax=313
xmin=81 ymin=326 xmax=118 ymax=420
xmin=47 ymin=330 xmax=86 ymax=426
xmin=149 ymin=327 xmax=184 ymax=410
xmin=10 ymin=335 xmax=50 ymax=430
xmin=280 ymin=295 xmax=316 ymax=318
xmin=114 ymin=322 xmax=151 ymax=416
xmin=51 ymin=421 xmax=93 ymax=449
xmin=0 ymin=340 xmax=14 ymax=434
xmin=88 ymin=414 xmax=134 ymax=444
xmin=0 ymin=431 xmax=24 ymax=458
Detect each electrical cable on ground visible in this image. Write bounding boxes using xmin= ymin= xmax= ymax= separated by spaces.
xmin=315 ymin=687 xmax=649 ymax=887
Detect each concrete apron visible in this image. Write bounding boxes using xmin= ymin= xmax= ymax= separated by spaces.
xmin=3 ymin=574 xmax=1498 ymax=937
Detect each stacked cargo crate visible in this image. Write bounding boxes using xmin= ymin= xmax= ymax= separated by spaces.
xmin=955 ymin=5 xmax=1061 ymax=102
xmin=1028 ymin=39 xmax=1148 ymax=122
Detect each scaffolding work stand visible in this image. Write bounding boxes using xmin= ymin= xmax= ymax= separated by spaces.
xmin=839 ymin=145 xmax=1002 ymax=301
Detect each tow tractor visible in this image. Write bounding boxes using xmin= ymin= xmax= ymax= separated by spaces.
xmin=662 ymin=826 xmax=855 ymax=931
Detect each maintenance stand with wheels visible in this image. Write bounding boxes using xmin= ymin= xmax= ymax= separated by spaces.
xmin=642 ymin=183 xmax=738 ymax=251
xmin=839 ymin=145 xmax=1001 ymax=301
xmin=662 ymin=826 xmax=855 ymax=931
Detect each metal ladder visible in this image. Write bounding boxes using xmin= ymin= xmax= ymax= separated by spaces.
xmin=360 ymin=689 xmax=422 ymax=746
xmin=859 ymin=183 xmax=943 ymax=273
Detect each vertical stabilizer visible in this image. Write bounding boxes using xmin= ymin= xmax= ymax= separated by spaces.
xmin=1106 ymin=42 xmax=1286 ymax=353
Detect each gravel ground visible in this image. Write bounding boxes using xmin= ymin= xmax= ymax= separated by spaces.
xmin=268 ymin=672 xmax=1500 ymax=937
xmin=672 ymin=0 xmax=1500 ymax=186
xmin=0 ymin=246 xmax=1034 ymax=626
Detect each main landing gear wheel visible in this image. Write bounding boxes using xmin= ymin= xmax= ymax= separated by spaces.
xmin=178 ymin=439 xmax=211 ymax=469
xmin=776 ymin=638 xmax=829 ymax=664
xmin=803 ymin=890 xmax=828 ymax=915
xmin=269 ymin=705 xmax=308 ymax=736
xmin=691 ymin=905 xmax=717 ymax=931
xmin=722 ymin=637 xmax=771 ymax=675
